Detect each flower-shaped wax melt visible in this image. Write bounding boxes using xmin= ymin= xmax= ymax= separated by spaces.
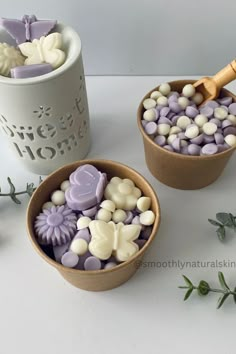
xmin=0 ymin=43 xmax=25 ymax=76
xmin=65 ymin=164 xmax=107 ymax=211
xmin=35 ymin=205 xmax=77 ymax=246
xmin=104 ymin=177 xmax=141 ymax=210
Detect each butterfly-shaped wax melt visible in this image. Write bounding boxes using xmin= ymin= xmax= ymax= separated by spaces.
xmin=88 ymin=220 xmax=141 ymax=261
xmin=19 ymin=33 xmax=66 ymax=69
xmin=0 ymin=15 xmax=57 ymax=45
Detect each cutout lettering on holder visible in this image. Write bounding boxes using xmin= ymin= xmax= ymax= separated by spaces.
xmin=59 ymin=113 xmax=74 ymax=130
xmin=33 ymin=106 xmax=52 ymax=119
xmin=37 ymin=124 xmax=57 ymax=139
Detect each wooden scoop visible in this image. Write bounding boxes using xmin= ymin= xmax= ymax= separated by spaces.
xmin=194 ymin=60 xmax=236 ymax=105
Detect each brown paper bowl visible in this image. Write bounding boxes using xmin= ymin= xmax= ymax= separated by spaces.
xmin=27 ymin=159 xmax=161 ymax=291
xmin=137 ymin=80 xmax=236 ymax=190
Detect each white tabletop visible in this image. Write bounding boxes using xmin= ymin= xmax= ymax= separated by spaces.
xmin=0 ymin=76 xmax=236 ymax=354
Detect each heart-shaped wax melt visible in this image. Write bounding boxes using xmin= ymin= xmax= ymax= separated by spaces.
xmin=65 ymin=164 xmax=107 ymax=211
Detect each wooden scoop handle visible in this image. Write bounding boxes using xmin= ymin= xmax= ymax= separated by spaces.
xmin=212 ymin=60 xmax=236 ymax=89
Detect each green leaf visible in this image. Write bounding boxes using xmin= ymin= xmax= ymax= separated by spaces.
xmin=184 ymin=288 xmax=193 ymax=301
xmin=10 ymin=194 xmax=21 ymax=204
xmin=218 ymin=272 xmax=230 ymax=290
xmin=216 ymin=213 xmax=234 ymax=227
xmin=7 ymin=177 xmax=15 ymax=194
xmin=26 ymin=183 xmax=35 ymax=196
xmin=182 ymin=275 xmax=193 ymax=287
xmin=233 ymin=287 xmax=236 ymax=304
xmin=198 ymin=280 xmax=210 ymax=296
xmin=208 ymin=219 xmax=222 ymax=227
xmin=217 ymin=293 xmax=229 ymax=309
xmin=229 ymin=213 xmax=236 ymax=226
xmin=217 ymin=226 xmax=225 ymax=241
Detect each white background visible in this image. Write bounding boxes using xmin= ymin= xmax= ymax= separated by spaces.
xmin=0 ymin=0 xmax=236 ymax=75
xmin=0 ymin=76 xmax=236 ymax=354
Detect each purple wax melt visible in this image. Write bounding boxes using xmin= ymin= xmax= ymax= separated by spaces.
xmin=61 ymin=251 xmax=79 ymax=268
xmin=201 ymin=143 xmax=218 ymax=155
xmin=11 ymin=64 xmax=53 ymax=79
xmin=84 ymin=256 xmax=102 ymax=271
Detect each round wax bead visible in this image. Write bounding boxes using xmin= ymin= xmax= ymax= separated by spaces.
xmin=150 ymin=91 xmax=162 ymax=100
xmin=214 ymin=107 xmax=228 ymax=120
xmin=194 ymin=114 xmax=208 ymax=127
xmin=82 ymin=206 xmax=98 ymax=217
xmin=178 ymin=97 xmax=189 ymax=109
xmin=84 ymin=256 xmax=102 ymax=270
xmin=163 ymin=145 xmax=174 ymax=152
xmin=70 ymin=238 xmax=88 ymax=255
xmin=104 ymin=262 xmax=117 ymax=269
xmin=170 ymin=126 xmax=182 ymax=135
xmin=227 ymin=114 xmax=236 ymax=125
xmin=143 ymin=108 xmax=157 ymax=121
xmin=124 ymin=211 xmax=133 ymax=224
xmin=132 ymin=215 xmax=141 ymax=225
xmin=51 ymin=190 xmax=65 ymax=206
xmin=160 ymin=107 xmax=170 ymax=117
xmin=158 ymin=117 xmax=172 ymax=125
xmin=229 ymin=103 xmax=236 ymax=115
xmin=169 ymin=101 xmax=182 ymax=113
xmin=145 ymin=122 xmax=158 ymax=135
xmin=77 ymin=216 xmax=92 ymax=230
xmin=203 ymin=134 xmax=215 ymax=144
xmin=217 ymin=144 xmax=228 ymax=152
xmin=182 ymin=84 xmax=195 ymax=97
xmin=209 ymin=118 xmax=221 ymax=127
xmin=185 ymin=106 xmax=199 ymax=118
xmin=96 ymin=208 xmax=112 ymax=222
xmin=177 ymin=116 xmax=191 ymax=129
xmin=61 ymin=251 xmax=79 ymax=268
xmin=142 ymin=120 xmax=148 ymax=128
xmin=60 ymin=180 xmax=70 ymax=192
xmin=112 ymin=209 xmax=127 ymax=223
xmin=200 ymin=106 xmax=214 ymax=118
xmin=201 ymin=143 xmax=218 ymax=155
xmin=159 ymin=83 xmax=171 ymax=96
xmin=222 ymin=120 xmax=233 ymax=129
xmin=192 ymin=92 xmax=203 ymax=105
xmin=143 ymin=98 xmax=156 ymax=110
xmin=100 ymin=200 xmax=116 ymax=212
xmin=42 ymin=201 xmax=54 ymax=210
xmin=218 ymin=97 xmax=233 ymax=106
xmin=167 ymin=112 xmax=176 ymax=120
xmin=172 ymin=138 xmax=181 ymax=152
xmin=154 ymin=135 xmax=166 ymax=146
xmin=157 ymin=96 xmax=168 ymax=106
xmin=223 ymin=126 xmax=236 ymax=136
xmin=178 ymin=132 xmax=187 ymax=140
xmin=224 ymin=134 xmax=236 ymax=146
xmin=139 ymin=210 xmax=155 ymax=226
xmin=157 ymin=123 xmax=170 ymax=135
xmin=188 ymin=144 xmax=201 ymax=156
xmin=214 ymin=133 xmax=224 ymax=145
xmin=167 ymin=134 xmax=177 ymax=144
xmin=181 ymin=146 xmax=189 ymax=155
xmin=168 ymin=95 xmax=178 ymax=104
xmin=185 ymin=124 xmax=199 ymax=139
xmin=75 ymin=229 xmax=91 ymax=243
xmin=137 ymin=197 xmax=151 ymax=212
xmin=190 ymin=133 xmax=204 ymax=145
xmin=202 ymin=122 xmax=217 ymax=135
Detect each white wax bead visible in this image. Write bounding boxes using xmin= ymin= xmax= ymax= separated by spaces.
xmin=167 ymin=134 xmax=177 ymax=144
xmin=169 ymin=126 xmax=182 ymax=135
xmin=70 ymin=238 xmax=88 ymax=255
xmin=157 ymin=96 xmax=168 ymax=106
xmin=139 ymin=210 xmax=155 ymax=226
xmin=143 ymin=108 xmax=157 ymax=121
xmin=96 ymin=208 xmax=112 ymax=222
xmin=227 ymin=114 xmax=236 ymax=125
xmin=100 ymin=200 xmax=116 ymax=212
xmin=77 ymin=216 xmax=92 ymax=229
xmin=156 ymin=123 xmax=170 ymax=135
xmin=177 ymin=116 xmax=191 ymax=129
xmin=185 ymin=125 xmax=199 ymax=139
xmin=192 ymin=92 xmax=204 ymax=105
xmin=112 ymin=209 xmax=127 ymax=223
xmin=42 ymin=201 xmax=54 ymax=210
xmin=60 ymin=180 xmax=70 ymax=192
xmin=51 ymin=190 xmax=65 ymax=206
xmin=143 ymin=98 xmax=156 ymax=110
xmin=137 ymin=197 xmax=151 ymax=212
xmin=182 ymin=84 xmax=196 ymax=98
xmin=178 ymin=97 xmax=189 ymax=109
xmin=202 ymin=122 xmax=217 ymax=135
xmin=150 ymin=91 xmax=163 ymax=100
xmin=214 ymin=107 xmax=228 ymax=120
xmin=225 ymin=134 xmax=236 ymax=147
xmin=159 ymin=83 xmax=171 ymax=96
xmin=194 ymin=114 xmax=208 ymax=127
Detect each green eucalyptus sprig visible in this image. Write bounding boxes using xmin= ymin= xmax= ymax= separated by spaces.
xmin=208 ymin=212 xmax=236 ymax=241
xmin=179 ymin=272 xmax=236 ymax=309
xmin=0 ymin=177 xmax=41 ymax=204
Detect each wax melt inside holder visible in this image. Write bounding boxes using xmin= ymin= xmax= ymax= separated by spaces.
xmin=0 ymin=24 xmax=90 ymax=175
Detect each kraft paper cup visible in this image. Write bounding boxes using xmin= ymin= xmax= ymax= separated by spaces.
xmin=27 ymin=159 xmax=161 ymax=291
xmin=0 ymin=24 xmax=90 ymax=175
xmin=137 ymin=80 xmax=236 ymax=190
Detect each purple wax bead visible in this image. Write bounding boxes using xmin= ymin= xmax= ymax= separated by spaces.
xmin=145 ymin=121 xmax=158 ymax=135
xmin=84 ymin=256 xmax=102 ymax=271
xmin=216 ymin=128 xmax=223 ymax=134
xmin=209 ymin=118 xmax=221 ymax=127
xmin=181 ymin=146 xmax=189 ymax=155
xmin=185 ymin=106 xmax=199 ymax=118
xmin=142 ymin=120 xmax=148 ymax=128
xmin=160 ymin=107 xmax=170 ymax=117
xmin=167 ymin=111 xmax=176 ymax=120
xmin=217 ymin=97 xmax=233 ymax=106
xmin=168 ymin=91 xmax=179 ymax=98
xmin=200 ymin=106 xmax=214 ymax=118
xmin=124 ymin=211 xmax=133 ymax=224
xmin=61 ymin=251 xmax=79 ymax=268
xmin=168 ymin=95 xmax=178 ymax=104
xmin=217 ymin=144 xmax=229 ymax=152
xmin=132 ymin=215 xmax=141 ymax=225
xmin=155 ymin=109 xmax=160 ymax=120
xmin=172 ymin=138 xmax=181 ymax=152
xmin=201 ymin=143 xmax=218 ymax=155
xmin=135 ymin=239 xmax=147 ymax=249
xmin=190 ymin=133 xmax=204 ymax=145
xmin=171 ymin=115 xmax=180 ymax=125
xmin=53 ymin=242 xmax=70 ymax=263
xmin=214 ymin=133 xmax=224 ymax=145
xmin=203 ymin=134 xmax=215 ymax=144
xmin=140 ymin=226 xmax=152 ymax=240
xmin=158 ymin=117 xmax=172 ymax=125
xmin=82 ymin=205 xmax=98 ymax=217
xmin=11 ymin=63 xmax=53 ymax=79
xmin=188 ymin=144 xmax=201 ymax=156
xmin=205 ymin=100 xmax=219 ymax=109
xmin=169 ymin=102 xmax=182 ymax=114
xmin=229 ymin=103 xmax=236 ymax=115
xmin=74 ymin=228 xmax=91 ymax=243
xmin=222 ymin=119 xmax=233 ymax=129
xmin=178 ymin=132 xmax=187 ymax=140
xmin=104 ymin=262 xmax=117 ymax=269
xmin=223 ymin=126 xmax=236 ymax=136
xmin=220 ymin=105 xmax=228 ymax=112
xmin=163 ymin=145 xmax=174 ymax=152
xmin=154 ymin=135 xmax=166 ymax=146
xmin=75 ymin=251 xmax=92 ymax=270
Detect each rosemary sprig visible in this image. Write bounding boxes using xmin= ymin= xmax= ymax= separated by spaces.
xmin=208 ymin=212 xmax=236 ymax=241
xmin=0 ymin=177 xmax=41 ymax=204
xmin=179 ymin=272 xmax=236 ymax=309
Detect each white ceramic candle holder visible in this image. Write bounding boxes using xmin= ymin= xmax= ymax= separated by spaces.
xmin=0 ymin=24 xmax=90 ymax=174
